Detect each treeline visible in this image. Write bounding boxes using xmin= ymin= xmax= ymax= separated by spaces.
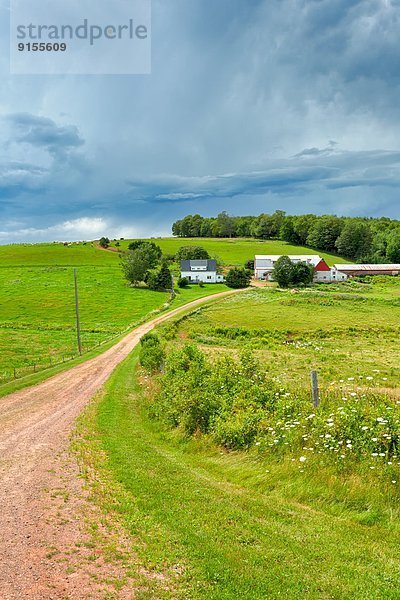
xmin=172 ymin=211 xmax=400 ymax=262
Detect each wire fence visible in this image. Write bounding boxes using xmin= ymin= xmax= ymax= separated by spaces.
xmin=0 ymin=290 xmax=178 ymax=388
xmin=0 ymin=335 xmax=118 ymax=387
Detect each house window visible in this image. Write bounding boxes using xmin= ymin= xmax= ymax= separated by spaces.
xmin=207 ymin=276 xmax=211 ymax=280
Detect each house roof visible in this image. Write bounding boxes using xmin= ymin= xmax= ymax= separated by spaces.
xmin=333 ymin=264 xmax=400 ymax=272
xmin=180 ymin=259 xmax=217 ymax=272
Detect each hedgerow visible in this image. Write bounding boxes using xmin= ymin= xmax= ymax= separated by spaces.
xmin=144 ymin=343 xmax=400 ymax=482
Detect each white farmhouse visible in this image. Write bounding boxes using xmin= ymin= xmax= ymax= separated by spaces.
xmin=180 ymin=259 xmax=225 ymax=283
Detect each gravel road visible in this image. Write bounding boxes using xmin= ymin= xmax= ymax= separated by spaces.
xmin=0 ymin=290 xmax=238 ymax=599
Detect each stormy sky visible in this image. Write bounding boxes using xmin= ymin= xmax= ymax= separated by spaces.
xmin=1 ymin=0 xmax=400 ymax=243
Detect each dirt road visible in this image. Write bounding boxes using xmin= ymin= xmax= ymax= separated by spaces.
xmin=0 ymin=290 xmax=239 ymax=599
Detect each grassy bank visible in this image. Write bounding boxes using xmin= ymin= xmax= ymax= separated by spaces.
xmin=74 ymin=349 xmax=400 ymax=599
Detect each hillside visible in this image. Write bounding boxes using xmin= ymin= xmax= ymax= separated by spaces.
xmin=79 ymin=275 xmax=400 ymax=597
xmin=0 ymin=237 xmax=349 ymax=383
xmin=115 ymin=237 xmax=348 ymax=266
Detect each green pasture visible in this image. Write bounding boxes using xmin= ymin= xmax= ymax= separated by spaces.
xmin=0 ymin=234 xmax=347 ymax=378
xmin=0 ymin=264 xmax=168 ymax=375
xmin=0 ymin=242 xmax=117 ymax=266
xmin=173 ymin=279 xmax=400 ymax=390
xmin=114 ymin=237 xmax=348 ymax=267
xmin=74 ymin=349 xmax=400 ymax=599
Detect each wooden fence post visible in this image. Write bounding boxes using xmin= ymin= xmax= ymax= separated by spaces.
xmin=311 ymin=370 xmax=320 ymax=408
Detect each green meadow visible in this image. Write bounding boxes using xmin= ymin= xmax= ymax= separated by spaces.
xmin=0 ymin=237 xmax=347 ymax=382
xmin=75 ymin=275 xmax=400 ymax=597
xmin=172 ymin=280 xmax=400 ymax=389
xmin=115 ymin=236 xmax=348 ymax=266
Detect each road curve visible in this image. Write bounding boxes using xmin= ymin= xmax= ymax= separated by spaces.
xmin=0 ymin=289 xmax=240 ymax=599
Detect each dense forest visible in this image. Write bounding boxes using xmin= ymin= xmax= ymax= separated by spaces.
xmin=172 ymin=211 xmax=400 ymax=262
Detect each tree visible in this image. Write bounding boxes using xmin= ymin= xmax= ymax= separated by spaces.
xmin=386 ymin=230 xmax=400 ymax=262
xmin=225 ymin=268 xmax=251 ymax=289
xmin=99 ymin=237 xmax=110 ymax=248
xmin=236 ymin=216 xmax=255 ymax=237
xmin=272 ymin=256 xmax=294 ymax=288
xmin=252 ymin=211 xmax=286 ymax=239
xmin=175 ymin=246 xmax=210 ymax=261
xmin=335 ymin=221 xmax=373 ymax=260
xmin=121 ymin=245 xmax=158 ymax=285
xmin=217 ymin=211 xmax=236 ymax=238
xmin=148 ymin=263 xmax=173 ymax=291
xmin=280 ymin=217 xmax=300 ymax=244
xmin=293 ymin=214 xmax=317 ymax=245
xmin=291 ymin=262 xmax=314 ymax=285
xmin=128 ymin=240 xmax=162 ymax=262
xmin=306 ymin=216 xmax=343 ymax=251
xmin=272 ymin=257 xmax=314 ymax=287
xmin=244 ymin=259 xmax=254 ymax=271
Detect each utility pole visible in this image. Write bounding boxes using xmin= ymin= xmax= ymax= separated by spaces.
xmin=74 ymin=268 xmax=83 ymax=355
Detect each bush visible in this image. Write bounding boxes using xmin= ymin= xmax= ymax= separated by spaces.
xmin=245 ymin=259 xmax=254 ymax=270
xmin=147 ymin=263 xmax=173 ymax=291
xmin=272 ymin=256 xmax=314 ymax=288
xmin=128 ymin=240 xmax=162 ymax=260
xmin=225 ymin=268 xmax=251 ymax=289
xmin=139 ymin=334 xmax=165 ymax=372
xmin=99 ymin=237 xmax=110 ymax=248
xmin=175 ymin=246 xmax=210 ymax=261
xmin=178 ymin=277 xmax=190 ymax=288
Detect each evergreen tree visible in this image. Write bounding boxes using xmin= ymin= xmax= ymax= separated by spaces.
xmin=225 ymin=268 xmax=251 ymax=289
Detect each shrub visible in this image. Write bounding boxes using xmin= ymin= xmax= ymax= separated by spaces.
xmin=175 ymin=246 xmax=210 ymax=261
xmin=128 ymin=240 xmax=162 ymax=260
xmin=99 ymin=237 xmax=110 ymax=248
xmin=225 ymin=268 xmax=251 ymax=289
xmin=139 ymin=333 xmax=165 ymax=372
xmin=146 ymin=341 xmax=400 ymax=489
xmin=147 ymin=263 xmax=173 ymax=291
xmin=178 ymin=277 xmax=190 ymax=288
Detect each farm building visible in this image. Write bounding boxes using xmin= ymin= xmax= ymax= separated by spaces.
xmin=254 ymin=255 xmax=348 ymax=283
xmin=333 ymin=264 xmax=400 ymax=277
xmin=180 ymin=259 xmax=225 ymax=283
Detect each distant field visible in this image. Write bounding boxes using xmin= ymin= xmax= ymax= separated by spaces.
xmin=0 ymin=235 xmax=347 ymax=381
xmin=0 ymin=264 xmax=168 ymax=377
xmin=0 ymin=242 xmax=117 ymax=266
xmin=173 ymin=279 xmax=400 ymax=390
xmin=115 ymin=237 xmax=348 ymax=266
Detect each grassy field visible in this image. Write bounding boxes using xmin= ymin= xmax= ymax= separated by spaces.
xmin=114 ymin=237 xmax=348 ymax=267
xmin=0 ymin=264 xmax=169 ymax=378
xmin=0 ymin=236 xmax=346 ymax=381
xmin=70 ymin=275 xmax=400 ymax=597
xmin=0 ymin=240 xmax=227 ymax=377
xmin=75 ymin=348 xmax=400 ymax=598
xmin=173 ymin=279 xmax=400 ymax=390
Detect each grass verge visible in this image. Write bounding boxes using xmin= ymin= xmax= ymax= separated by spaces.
xmin=73 ymin=349 xmax=400 ymax=599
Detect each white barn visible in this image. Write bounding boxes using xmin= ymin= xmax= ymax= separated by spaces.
xmin=254 ymin=255 xmax=348 ymax=283
xmin=180 ymin=259 xmax=224 ymax=283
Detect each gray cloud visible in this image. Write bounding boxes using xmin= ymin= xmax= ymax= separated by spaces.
xmin=5 ymin=113 xmax=84 ymax=158
xmin=1 ymin=1 xmax=400 ymax=243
